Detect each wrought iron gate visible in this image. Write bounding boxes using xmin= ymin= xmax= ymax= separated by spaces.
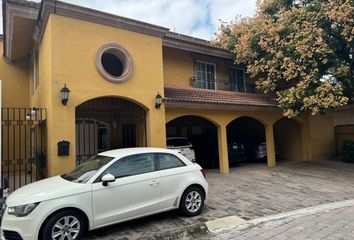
xmin=1 ymin=108 xmax=46 ymax=191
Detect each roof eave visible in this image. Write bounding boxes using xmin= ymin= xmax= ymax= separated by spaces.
xmin=162 ymin=37 xmax=234 ymax=60
xmin=164 ymin=99 xmax=280 ymax=112
xmin=34 ymin=0 xmax=170 ymax=45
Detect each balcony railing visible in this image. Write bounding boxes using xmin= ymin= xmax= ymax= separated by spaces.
xmin=190 ymin=77 xmax=256 ymax=93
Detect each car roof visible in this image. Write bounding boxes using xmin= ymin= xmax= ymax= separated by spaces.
xmin=98 ymin=147 xmax=178 ymax=158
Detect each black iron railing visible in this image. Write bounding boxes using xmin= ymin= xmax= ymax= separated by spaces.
xmin=190 ymin=77 xmax=256 ymax=93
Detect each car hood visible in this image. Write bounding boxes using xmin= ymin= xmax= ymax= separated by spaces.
xmin=6 ymin=176 xmax=91 ymax=207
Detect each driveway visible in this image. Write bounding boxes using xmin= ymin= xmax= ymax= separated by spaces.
xmin=84 ymin=160 xmax=354 ymax=239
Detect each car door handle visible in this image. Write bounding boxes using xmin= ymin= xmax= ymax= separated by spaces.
xmin=149 ymin=180 xmax=160 ymax=187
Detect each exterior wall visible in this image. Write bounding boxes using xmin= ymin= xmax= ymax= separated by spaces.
xmin=0 ymin=41 xmax=30 ymax=108
xmin=335 ymin=125 xmax=354 ymax=154
xmin=163 ymin=47 xmax=236 ymax=87
xmin=307 ymin=113 xmax=336 ymax=160
xmin=333 ymin=106 xmax=354 ymax=126
xmin=274 ymin=118 xmax=303 ymax=161
xmin=33 ymin=15 xmax=166 ymax=176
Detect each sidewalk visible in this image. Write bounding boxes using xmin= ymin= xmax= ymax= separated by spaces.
xmin=210 ymin=199 xmax=354 ymax=240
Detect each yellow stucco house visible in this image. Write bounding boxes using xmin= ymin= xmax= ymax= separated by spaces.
xmin=0 ymin=0 xmax=336 ymax=190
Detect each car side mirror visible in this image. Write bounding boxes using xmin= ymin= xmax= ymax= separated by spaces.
xmin=102 ymin=173 xmax=115 ymax=186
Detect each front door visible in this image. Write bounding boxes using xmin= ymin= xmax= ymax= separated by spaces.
xmin=91 ymin=153 xmax=161 ymax=227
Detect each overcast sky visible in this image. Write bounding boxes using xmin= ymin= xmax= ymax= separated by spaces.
xmin=0 ymin=0 xmax=257 ymax=40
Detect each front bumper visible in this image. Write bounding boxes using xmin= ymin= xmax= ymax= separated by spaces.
xmin=0 ymin=204 xmax=43 ymax=240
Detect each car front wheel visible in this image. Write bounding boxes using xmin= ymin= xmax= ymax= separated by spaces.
xmin=180 ymin=186 xmax=204 ymax=216
xmin=41 ymin=210 xmax=86 ymax=240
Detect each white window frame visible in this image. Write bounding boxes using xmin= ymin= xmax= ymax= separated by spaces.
xmin=195 ymin=60 xmax=217 ymax=90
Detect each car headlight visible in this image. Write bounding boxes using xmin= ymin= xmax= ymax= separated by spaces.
xmin=8 ymin=202 xmax=39 ymax=217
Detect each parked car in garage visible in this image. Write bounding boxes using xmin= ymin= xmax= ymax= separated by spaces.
xmin=0 ymin=148 xmax=208 ymax=240
xmin=254 ymin=142 xmax=279 ymax=159
xmin=228 ymin=142 xmax=247 ymax=165
xmin=166 ymin=137 xmax=196 ymax=162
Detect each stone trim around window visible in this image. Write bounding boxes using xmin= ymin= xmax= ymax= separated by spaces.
xmin=96 ymin=43 xmax=133 ymax=83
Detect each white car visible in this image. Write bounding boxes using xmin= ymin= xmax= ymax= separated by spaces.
xmin=0 ymin=148 xmax=208 ymax=240
xmin=166 ymin=137 xmax=196 ymax=162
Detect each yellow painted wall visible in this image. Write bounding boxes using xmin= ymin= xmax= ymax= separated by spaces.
xmin=274 ymin=118 xmax=303 ymax=160
xmin=307 ymin=113 xmax=336 ymax=160
xmin=35 ymin=15 xmax=166 ymax=176
xmin=163 ymin=47 xmax=232 ymax=86
xmin=0 ymin=41 xmax=30 ymax=108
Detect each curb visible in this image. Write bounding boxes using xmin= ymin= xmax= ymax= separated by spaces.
xmin=140 ymin=222 xmax=210 ymax=240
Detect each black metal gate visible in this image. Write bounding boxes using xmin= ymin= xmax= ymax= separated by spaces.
xmin=76 ymin=97 xmax=146 ymax=165
xmin=1 ymin=108 xmax=46 ymax=191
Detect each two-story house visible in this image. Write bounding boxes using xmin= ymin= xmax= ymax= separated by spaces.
xmin=0 ymin=0 xmax=336 ymax=190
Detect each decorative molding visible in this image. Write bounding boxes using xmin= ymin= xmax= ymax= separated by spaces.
xmin=163 ymin=38 xmax=234 ymax=60
xmin=164 ymin=100 xmax=281 ymax=112
xmin=35 ymin=0 xmax=169 ymax=44
xmin=96 ymin=43 xmax=133 ymax=83
xmin=3 ymin=0 xmax=39 ymax=62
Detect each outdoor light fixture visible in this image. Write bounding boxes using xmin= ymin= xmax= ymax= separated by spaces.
xmin=60 ymin=84 xmax=70 ymax=106
xmin=155 ymin=92 xmax=162 ymax=109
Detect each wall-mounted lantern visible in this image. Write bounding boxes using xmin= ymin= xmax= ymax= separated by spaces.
xmin=155 ymin=92 xmax=162 ymax=109
xmin=60 ymin=84 xmax=70 ymax=106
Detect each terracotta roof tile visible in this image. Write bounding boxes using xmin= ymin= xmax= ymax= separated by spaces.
xmin=164 ymin=84 xmax=278 ymax=108
xmin=164 ymin=32 xmax=229 ymax=51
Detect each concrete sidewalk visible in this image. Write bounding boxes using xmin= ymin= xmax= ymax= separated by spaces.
xmin=210 ymin=199 xmax=354 ymax=240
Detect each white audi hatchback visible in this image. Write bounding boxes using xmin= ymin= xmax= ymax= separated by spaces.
xmin=0 ymin=148 xmax=208 ymax=240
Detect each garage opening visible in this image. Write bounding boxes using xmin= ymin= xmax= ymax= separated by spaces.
xmin=166 ymin=116 xmax=219 ymax=169
xmin=274 ymin=118 xmax=303 ymax=161
xmin=75 ymin=97 xmax=146 ymax=165
xmin=227 ymin=117 xmax=266 ymax=165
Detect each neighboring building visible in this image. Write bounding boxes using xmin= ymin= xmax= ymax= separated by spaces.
xmin=0 ymin=0 xmax=336 ymax=189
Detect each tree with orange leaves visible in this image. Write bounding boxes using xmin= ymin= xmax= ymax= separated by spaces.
xmin=214 ymin=0 xmax=353 ymax=117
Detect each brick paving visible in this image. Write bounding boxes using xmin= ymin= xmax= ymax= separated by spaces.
xmin=84 ymin=160 xmax=354 ymax=239
xmin=215 ymin=203 xmax=354 ymax=240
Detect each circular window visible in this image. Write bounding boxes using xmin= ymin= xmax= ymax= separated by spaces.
xmin=96 ymin=43 xmax=133 ymax=83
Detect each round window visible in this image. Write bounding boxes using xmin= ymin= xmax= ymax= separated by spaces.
xmin=96 ymin=43 xmax=133 ymax=82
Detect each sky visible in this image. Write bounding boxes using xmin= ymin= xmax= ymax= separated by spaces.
xmin=0 ymin=0 xmax=257 ymax=40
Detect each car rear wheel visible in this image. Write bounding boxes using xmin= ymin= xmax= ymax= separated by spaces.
xmin=42 ymin=210 xmax=86 ymax=240
xmin=179 ymin=186 xmax=204 ymax=216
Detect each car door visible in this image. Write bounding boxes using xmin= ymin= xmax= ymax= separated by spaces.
xmin=155 ymin=153 xmax=190 ymax=210
xmin=91 ymin=153 xmax=161 ymax=227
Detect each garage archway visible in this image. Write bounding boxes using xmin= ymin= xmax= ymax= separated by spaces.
xmin=166 ymin=116 xmax=219 ymax=169
xmin=75 ymin=97 xmax=146 ymax=164
xmin=274 ymin=118 xmax=303 ymax=161
xmin=227 ymin=117 xmax=266 ymax=165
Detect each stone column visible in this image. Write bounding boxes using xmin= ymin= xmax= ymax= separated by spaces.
xmin=218 ymin=124 xmax=229 ymax=174
xmin=265 ymin=124 xmax=276 ymax=167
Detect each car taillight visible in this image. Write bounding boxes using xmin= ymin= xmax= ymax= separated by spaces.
xmin=200 ymin=169 xmax=206 ymax=178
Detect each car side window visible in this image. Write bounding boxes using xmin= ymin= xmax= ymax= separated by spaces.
xmin=156 ymin=153 xmax=186 ymax=170
xmin=104 ymin=153 xmax=155 ymax=178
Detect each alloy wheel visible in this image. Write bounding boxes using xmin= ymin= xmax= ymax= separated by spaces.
xmin=51 ymin=215 xmax=81 ymax=240
xmin=185 ymin=190 xmax=202 ymax=213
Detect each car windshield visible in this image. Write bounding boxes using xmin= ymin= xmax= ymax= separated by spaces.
xmin=61 ymin=155 xmax=114 ymax=183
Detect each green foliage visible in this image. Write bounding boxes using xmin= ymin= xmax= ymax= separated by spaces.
xmin=214 ymin=0 xmax=353 ymax=117
xmin=341 ymin=140 xmax=354 ymax=163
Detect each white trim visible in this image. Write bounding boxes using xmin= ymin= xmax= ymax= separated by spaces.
xmin=195 ymin=60 xmax=217 ymax=90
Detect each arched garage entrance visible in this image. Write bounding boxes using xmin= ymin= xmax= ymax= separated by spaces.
xmin=274 ymin=118 xmax=303 ymax=161
xmin=166 ymin=116 xmax=219 ymax=169
xmin=227 ymin=117 xmax=266 ymax=165
xmin=75 ymin=97 xmax=146 ymax=164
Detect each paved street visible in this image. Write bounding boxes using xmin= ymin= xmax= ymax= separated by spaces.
xmin=214 ymin=200 xmax=354 ymax=240
xmin=84 ymin=160 xmax=354 ymax=239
